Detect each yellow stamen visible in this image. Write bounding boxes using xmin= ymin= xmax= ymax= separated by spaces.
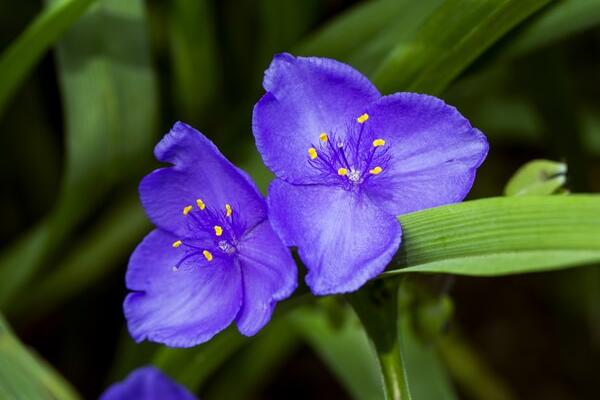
xmin=357 ymin=113 xmax=369 ymax=123
xmin=338 ymin=168 xmax=348 ymax=176
xmin=182 ymin=205 xmax=193 ymax=215
xmin=308 ymin=147 xmax=318 ymax=159
xmin=225 ymin=203 xmax=232 ymax=217
xmin=203 ymin=250 xmax=213 ymax=261
xmin=319 ymin=133 xmax=328 ymax=142
xmin=214 ymin=225 xmax=223 ymax=236
xmin=196 ymin=198 xmax=206 ymax=210
xmin=372 ymin=138 xmax=385 ymax=147
xmin=370 ymin=166 xmax=383 ymax=175
xmin=172 ymin=240 xmax=182 ymax=248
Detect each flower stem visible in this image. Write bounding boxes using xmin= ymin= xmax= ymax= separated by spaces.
xmin=348 ymin=280 xmax=410 ymax=400
xmin=377 ymin=338 xmax=407 ymax=400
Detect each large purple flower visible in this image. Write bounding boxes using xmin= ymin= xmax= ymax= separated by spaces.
xmin=253 ymin=53 xmax=488 ymax=295
xmin=124 ymin=122 xmax=297 ymax=347
xmin=100 ymin=366 xmax=196 ymax=400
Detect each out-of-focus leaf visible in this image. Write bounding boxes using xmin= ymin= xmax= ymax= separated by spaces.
xmin=504 ymin=159 xmax=567 ymax=196
xmin=397 ymin=288 xmax=458 ymax=400
xmin=296 ymin=0 xmax=409 ymax=61
xmin=0 ymin=314 xmax=81 ymax=400
xmin=152 ymin=328 xmax=246 ymax=392
xmin=372 ymin=0 xmax=551 ymax=94
xmin=345 ymin=0 xmax=443 ymax=76
xmin=9 ymin=195 xmax=150 ymax=320
xmin=288 ymin=303 xmax=384 ymax=400
xmin=505 ymin=0 xmax=600 ymax=58
xmin=437 ymin=332 xmax=516 ymax=400
xmin=204 ymin=319 xmax=301 ymax=399
xmin=297 ymin=0 xmax=445 ymax=77
xmin=168 ymin=0 xmax=218 ymax=123
xmin=383 ymin=195 xmax=600 ymax=277
xmin=0 ymin=0 xmax=96 ymax=115
xmin=0 ymin=0 xmax=158 ymax=307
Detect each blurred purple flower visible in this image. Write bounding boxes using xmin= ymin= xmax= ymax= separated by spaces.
xmin=100 ymin=366 xmax=196 ymax=400
xmin=253 ymin=53 xmax=488 ymax=295
xmin=124 ymin=122 xmax=297 ymax=347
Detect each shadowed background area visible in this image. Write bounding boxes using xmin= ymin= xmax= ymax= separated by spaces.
xmin=0 ymin=0 xmax=599 ymax=399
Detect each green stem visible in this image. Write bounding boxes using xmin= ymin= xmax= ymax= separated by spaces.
xmin=377 ymin=339 xmax=408 ymax=400
xmin=348 ymin=280 xmax=410 ymax=400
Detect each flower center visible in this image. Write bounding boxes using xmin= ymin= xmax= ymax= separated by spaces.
xmin=170 ymin=200 xmax=245 ymax=271
xmin=306 ymin=113 xmax=390 ymax=190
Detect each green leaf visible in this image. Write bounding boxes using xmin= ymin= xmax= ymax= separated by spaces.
xmin=0 ymin=0 xmax=96 ymax=116
xmin=504 ymin=0 xmax=600 ymax=58
xmin=289 ymin=303 xmax=385 ymax=400
xmin=437 ymin=332 xmax=516 ymax=400
xmin=0 ymin=314 xmax=81 ymax=400
xmin=372 ymin=0 xmax=552 ymax=94
xmin=9 ymin=195 xmax=150 ymax=321
xmin=168 ymin=0 xmax=219 ymax=123
xmin=152 ymin=328 xmax=246 ymax=392
xmin=345 ymin=0 xmax=443 ymax=77
xmin=383 ymin=195 xmax=600 ymax=277
xmin=397 ymin=288 xmax=458 ymax=400
xmin=504 ymin=159 xmax=567 ymax=196
xmin=296 ymin=0 xmax=410 ymax=61
xmin=204 ymin=319 xmax=301 ymax=399
xmin=0 ymin=0 xmax=158 ymax=307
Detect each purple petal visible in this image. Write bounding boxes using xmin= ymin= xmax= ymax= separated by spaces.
xmin=140 ymin=122 xmax=266 ymax=237
xmin=124 ymin=229 xmax=242 ymax=347
xmin=100 ymin=366 xmax=196 ymax=400
xmin=267 ymin=179 xmax=401 ymax=295
xmin=363 ymin=93 xmax=489 ymax=215
xmin=252 ymin=53 xmax=380 ymax=184
xmin=235 ymin=220 xmax=298 ymax=336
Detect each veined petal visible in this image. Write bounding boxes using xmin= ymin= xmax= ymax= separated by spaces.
xmin=140 ymin=122 xmax=266 ymax=237
xmin=235 ymin=220 xmax=297 ymax=336
xmin=124 ymin=229 xmax=242 ymax=347
xmin=100 ymin=366 xmax=196 ymax=400
xmin=253 ymin=53 xmax=380 ymax=184
xmin=267 ymin=179 xmax=401 ymax=295
xmin=363 ymin=92 xmax=489 ymax=215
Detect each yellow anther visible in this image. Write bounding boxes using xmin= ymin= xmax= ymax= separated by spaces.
xmin=183 ymin=205 xmax=193 ymax=215
xmin=172 ymin=240 xmax=182 ymax=248
xmin=214 ymin=225 xmax=223 ymax=237
xmin=308 ymin=147 xmax=318 ymax=159
xmin=338 ymin=168 xmax=348 ymax=176
xmin=196 ymin=198 xmax=206 ymax=210
xmin=225 ymin=203 xmax=232 ymax=217
xmin=357 ymin=113 xmax=369 ymax=123
xmin=373 ymin=138 xmax=385 ymax=147
xmin=202 ymin=250 xmax=213 ymax=261
xmin=370 ymin=166 xmax=383 ymax=175
xmin=319 ymin=133 xmax=328 ymax=142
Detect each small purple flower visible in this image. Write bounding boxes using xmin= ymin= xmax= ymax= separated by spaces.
xmin=124 ymin=122 xmax=297 ymax=347
xmin=100 ymin=366 xmax=196 ymax=400
xmin=253 ymin=53 xmax=488 ymax=295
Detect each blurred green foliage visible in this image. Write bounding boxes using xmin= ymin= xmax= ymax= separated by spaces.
xmin=0 ymin=0 xmax=599 ymax=399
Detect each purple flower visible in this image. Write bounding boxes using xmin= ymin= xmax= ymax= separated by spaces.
xmin=253 ymin=53 xmax=488 ymax=295
xmin=100 ymin=366 xmax=196 ymax=400
xmin=124 ymin=122 xmax=297 ymax=347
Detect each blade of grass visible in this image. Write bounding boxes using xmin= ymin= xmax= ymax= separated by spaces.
xmin=372 ymin=0 xmax=552 ymax=94
xmin=0 ymin=0 xmax=158 ymax=307
xmin=0 ymin=313 xmax=81 ymax=400
xmin=504 ymin=0 xmax=600 ymax=58
xmin=289 ymin=303 xmax=385 ymax=400
xmin=0 ymin=0 xmax=96 ymax=116
xmin=384 ymin=195 xmax=600 ymax=277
